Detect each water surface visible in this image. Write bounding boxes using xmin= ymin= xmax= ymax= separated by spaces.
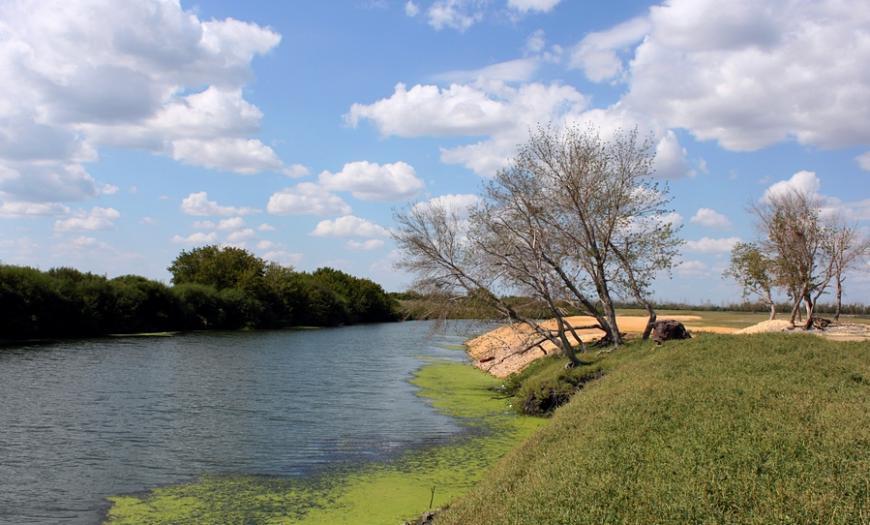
xmin=0 ymin=321 xmax=485 ymax=524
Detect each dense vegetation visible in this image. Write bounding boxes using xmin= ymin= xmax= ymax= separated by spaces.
xmin=439 ymin=334 xmax=870 ymax=524
xmin=0 ymin=246 xmax=397 ymax=340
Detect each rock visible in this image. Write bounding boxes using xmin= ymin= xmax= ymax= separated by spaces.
xmin=811 ymin=317 xmax=832 ymax=330
xmin=651 ymin=320 xmax=691 ymax=345
xmin=403 ymin=509 xmax=441 ymax=525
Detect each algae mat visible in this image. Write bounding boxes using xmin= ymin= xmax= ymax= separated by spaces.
xmin=104 ymin=362 xmax=543 ymax=524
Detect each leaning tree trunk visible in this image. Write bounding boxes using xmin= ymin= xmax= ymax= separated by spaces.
xmin=834 ymin=278 xmax=843 ymax=321
xmin=555 ymin=317 xmax=580 ymax=366
xmin=766 ymin=290 xmax=776 ymax=320
xmin=802 ymin=293 xmax=815 ymax=330
xmin=642 ymin=301 xmax=657 ymax=341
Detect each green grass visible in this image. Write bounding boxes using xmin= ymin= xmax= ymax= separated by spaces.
xmin=104 ymin=362 xmax=543 ymax=524
xmin=437 ymin=333 xmax=870 ymax=524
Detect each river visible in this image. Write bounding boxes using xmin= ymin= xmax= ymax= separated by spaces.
xmin=0 ymin=321 xmax=486 ymax=524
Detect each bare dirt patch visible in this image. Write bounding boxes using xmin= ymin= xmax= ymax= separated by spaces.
xmin=467 ymin=315 xmax=718 ymax=377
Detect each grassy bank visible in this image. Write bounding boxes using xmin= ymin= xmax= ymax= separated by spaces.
xmin=438 ymin=333 xmax=870 ymax=524
xmin=104 ymin=361 xmax=543 ymax=524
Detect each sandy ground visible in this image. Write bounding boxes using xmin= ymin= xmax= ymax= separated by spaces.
xmin=466 ymin=315 xmax=730 ymax=378
xmin=736 ymin=319 xmax=870 ymax=342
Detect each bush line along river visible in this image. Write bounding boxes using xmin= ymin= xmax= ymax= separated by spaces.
xmin=0 ymin=320 xmax=541 ymax=525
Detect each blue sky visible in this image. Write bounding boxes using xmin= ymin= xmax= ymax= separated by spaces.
xmin=0 ymin=0 xmax=868 ymax=303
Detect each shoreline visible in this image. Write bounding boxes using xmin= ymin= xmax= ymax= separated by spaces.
xmin=103 ymin=339 xmax=543 ymax=524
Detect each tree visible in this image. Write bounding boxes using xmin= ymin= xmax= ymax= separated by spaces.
xmin=826 ymin=221 xmax=869 ymax=321
xmin=725 ymin=242 xmax=778 ymax=319
xmin=753 ymin=190 xmax=834 ymax=328
xmin=394 ymin=125 xmax=680 ymax=359
xmin=168 ymin=245 xmax=266 ymax=292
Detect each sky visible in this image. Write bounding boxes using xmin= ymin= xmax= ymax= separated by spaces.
xmin=0 ymin=0 xmax=868 ymax=304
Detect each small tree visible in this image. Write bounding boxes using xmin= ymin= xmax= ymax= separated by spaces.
xmin=753 ymin=190 xmax=834 ymax=328
xmin=826 ymin=222 xmax=869 ymax=321
xmin=725 ymin=242 xmax=778 ymax=320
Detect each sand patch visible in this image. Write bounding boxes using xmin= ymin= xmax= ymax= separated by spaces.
xmin=468 ymin=315 xmax=704 ymax=378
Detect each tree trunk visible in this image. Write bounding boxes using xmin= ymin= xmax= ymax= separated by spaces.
xmin=555 ymin=317 xmax=580 ymax=366
xmin=642 ymin=303 xmax=656 ymax=341
xmin=768 ymin=301 xmax=776 ymax=321
xmin=802 ymin=293 xmax=815 ymax=330
xmin=834 ymin=278 xmax=843 ymax=321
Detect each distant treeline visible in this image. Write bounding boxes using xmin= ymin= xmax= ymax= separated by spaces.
xmin=392 ymin=291 xmax=870 ymax=319
xmin=1 ymin=246 xmax=398 ymax=341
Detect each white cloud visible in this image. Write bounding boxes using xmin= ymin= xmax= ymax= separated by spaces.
xmin=762 ymin=170 xmax=820 ymax=202
xmin=413 ymin=193 xmax=480 ymax=216
xmin=171 ymin=232 xmax=218 ymax=244
xmin=283 ymin=164 xmax=310 ymax=178
xmin=427 ymin=0 xmax=485 ymax=31
xmin=349 ymin=81 xmax=587 ymax=177
xmin=181 ymin=192 xmax=258 ymax=217
xmin=675 ymin=259 xmax=709 ymax=277
xmin=100 ymin=184 xmax=119 ymax=195
xmin=217 ymin=217 xmax=246 ymax=230
xmin=569 ymin=16 xmax=650 ymax=82
xmin=140 ymin=216 xmax=155 ymax=225
xmin=54 ymin=207 xmax=120 ymax=232
xmin=170 ymin=138 xmax=284 ymax=175
xmin=685 ymin=236 xmax=741 ymax=253
xmin=263 ymin=250 xmax=303 ymax=266
xmin=311 ymin=215 xmax=390 ymax=237
xmin=434 ymin=58 xmax=539 ymax=84
xmin=857 ymin=152 xmax=870 ymax=172
xmin=193 ymin=220 xmax=216 ymax=229
xmin=507 ymin=0 xmax=561 ymax=13
xmin=257 ymin=223 xmax=275 ymax=232
xmin=319 ymin=161 xmax=424 ymax=201
xmin=622 ymin=0 xmax=870 ymax=150
xmin=0 ymin=0 xmax=288 ymax=204
xmin=267 ymin=182 xmax=352 ymax=215
xmin=405 ymin=1 xmax=420 ymax=16
xmin=256 ymin=240 xmax=275 ymax=250
xmin=525 ymin=29 xmax=546 ymax=54
xmin=347 ymin=239 xmax=385 ymax=251
xmin=0 ymin=200 xmax=69 ymax=218
xmin=226 ymin=228 xmax=256 ymax=242
xmin=690 ymin=208 xmax=732 ymax=229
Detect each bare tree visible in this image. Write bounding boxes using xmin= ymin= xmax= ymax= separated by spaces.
xmin=724 ymin=242 xmax=778 ymax=320
xmin=826 ymin=221 xmax=869 ymax=321
xmin=393 ymin=201 xmax=585 ymax=365
xmin=754 ymin=190 xmax=834 ymax=329
xmin=394 ymin=125 xmax=680 ymax=356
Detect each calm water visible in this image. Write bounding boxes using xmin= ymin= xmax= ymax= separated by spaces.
xmin=0 ymin=321 xmax=485 ymax=525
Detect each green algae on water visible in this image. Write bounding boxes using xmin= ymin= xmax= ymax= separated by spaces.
xmin=104 ymin=361 xmax=543 ymax=525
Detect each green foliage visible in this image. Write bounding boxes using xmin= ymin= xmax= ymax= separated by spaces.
xmin=0 ymin=246 xmax=399 ymax=340
xmin=499 ymin=356 xmax=604 ymax=416
xmin=439 ymin=334 xmax=870 ymax=524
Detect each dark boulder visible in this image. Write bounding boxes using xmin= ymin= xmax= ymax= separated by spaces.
xmin=651 ymin=320 xmax=691 ymax=345
xmin=811 ymin=317 xmax=832 ymax=330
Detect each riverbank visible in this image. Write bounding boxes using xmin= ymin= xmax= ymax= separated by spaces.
xmin=104 ymin=359 xmax=543 ymax=524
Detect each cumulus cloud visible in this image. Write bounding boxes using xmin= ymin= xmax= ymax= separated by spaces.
xmin=257 ymin=223 xmax=276 ymax=232
xmin=226 ymin=228 xmax=256 ymax=242
xmin=349 ymin=81 xmax=588 ymax=176
xmin=54 ymin=207 xmax=120 ymax=232
xmin=762 ymin=170 xmax=821 ymax=202
xmin=0 ymin=0 xmax=289 ymax=206
xmin=181 ymin=192 xmax=258 ymax=217
xmin=284 ymin=164 xmax=311 ymax=178
xmin=622 ymin=0 xmax=870 ymax=150
xmin=311 ymin=215 xmax=390 ymax=237
xmin=262 ymin=250 xmax=303 ymax=266
xmin=569 ymin=16 xmax=650 ymax=82
xmin=267 ymin=183 xmax=352 ymax=216
xmin=319 ymin=161 xmax=424 ymax=201
xmin=413 ymin=193 xmax=481 ymax=216
xmin=685 ymin=236 xmax=741 ymax=253
xmin=171 ymin=231 xmax=218 ymax=244
xmin=405 ymin=1 xmax=420 ymax=16
xmin=0 ymin=200 xmax=69 ymax=218
xmin=217 ymin=217 xmax=246 ymax=230
xmin=690 ymin=208 xmax=732 ymax=229
xmin=857 ymin=152 xmax=870 ymax=172
xmin=675 ymin=259 xmax=709 ymax=277
xmin=434 ymin=58 xmax=539 ymax=84
xmin=347 ymin=239 xmax=385 ymax=251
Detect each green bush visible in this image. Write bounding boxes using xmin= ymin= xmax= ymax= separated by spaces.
xmin=510 ymin=357 xmax=603 ymax=416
